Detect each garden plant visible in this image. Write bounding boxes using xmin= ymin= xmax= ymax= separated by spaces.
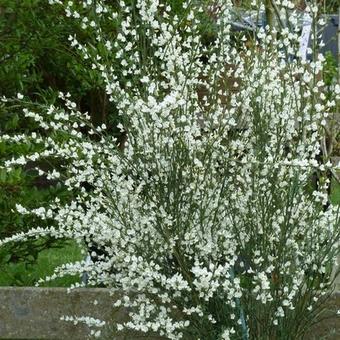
xmin=0 ymin=0 xmax=340 ymax=339
xmin=0 ymin=0 xmax=96 ymax=283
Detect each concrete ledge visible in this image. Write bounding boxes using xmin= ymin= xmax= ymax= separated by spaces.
xmin=0 ymin=287 xmax=117 ymax=339
xmin=305 ymin=292 xmax=340 ymax=340
xmin=0 ymin=287 xmax=339 ymax=339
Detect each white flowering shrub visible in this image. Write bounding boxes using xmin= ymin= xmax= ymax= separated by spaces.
xmin=1 ymin=0 xmax=340 ymax=339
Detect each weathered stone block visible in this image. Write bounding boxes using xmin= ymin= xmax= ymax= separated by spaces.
xmin=0 ymin=287 xmax=116 ymax=339
xmin=0 ymin=287 xmax=339 ymax=339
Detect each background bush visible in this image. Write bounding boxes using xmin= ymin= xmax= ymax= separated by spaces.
xmin=0 ymin=0 xmax=92 ymax=283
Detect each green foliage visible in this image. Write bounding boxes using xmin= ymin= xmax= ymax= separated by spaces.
xmin=0 ymin=96 xmax=83 ymax=285
xmin=0 ymin=240 xmax=83 ymax=286
xmin=0 ymin=0 xmax=110 ymax=120
xmin=0 ymin=0 xmax=128 ymax=283
xmin=323 ymin=51 xmax=337 ymax=88
xmin=331 ymin=180 xmax=340 ymax=205
xmin=0 ymin=0 xmax=86 ymax=282
xmin=319 ymin=0 xmax=339 ymax=14
xmin=0 ymin=95 xmax=82 ymax=284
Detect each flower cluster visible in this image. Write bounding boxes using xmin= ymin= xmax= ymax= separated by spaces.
xmin=1 ymin=1 xmax=339 ymax=339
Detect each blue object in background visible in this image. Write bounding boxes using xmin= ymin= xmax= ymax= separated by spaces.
xmin=320 ymin=14 xmax=339 ymax=64
xmin=229 ymin=10 xmax=339 ymax=64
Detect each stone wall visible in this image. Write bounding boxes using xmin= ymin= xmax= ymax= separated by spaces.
xmin=0 ymin=287 xmax=117 ymax=339
xmin=0 ymin=287 xmax=339 ymax=339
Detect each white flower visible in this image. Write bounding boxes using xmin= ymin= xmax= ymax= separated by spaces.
xmin=3 ymin=2 xmax=339 ymax=339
